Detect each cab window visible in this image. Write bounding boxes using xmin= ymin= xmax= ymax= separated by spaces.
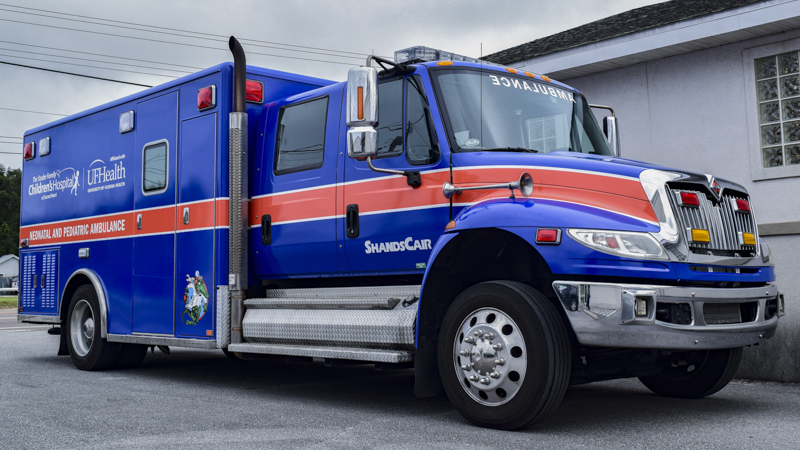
xmin=274 ymin=97 xmax=328 ymax=175
xmin=376 ymin=79 xmax=404 ymax=157
xmin=376 ymin=76 xmax=438 ymax=165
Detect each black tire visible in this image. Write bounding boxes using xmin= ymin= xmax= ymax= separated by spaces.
xmin=65 ymin=285 xmax=120 ymax=371
xmin=638 ymin=347 xmax=742 ymax=399
xmin=438 ymin=281 xmax=571 ymax=430
xmin=114 ymin=344 xmax=148 ymax=369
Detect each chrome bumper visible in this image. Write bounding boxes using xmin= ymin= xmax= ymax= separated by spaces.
xmin=552 ymin=281 xmax=783 ymax=350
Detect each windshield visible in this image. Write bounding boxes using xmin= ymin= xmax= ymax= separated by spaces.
xmin=432 ymin=69 xmax=613 ymax=155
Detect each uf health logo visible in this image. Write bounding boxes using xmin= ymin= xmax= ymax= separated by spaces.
xmin=27 ymin=154 xmax=127 ymax=201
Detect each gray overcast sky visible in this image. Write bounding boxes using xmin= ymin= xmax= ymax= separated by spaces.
xmin=0 ymin=0 xmax=664 ymax=169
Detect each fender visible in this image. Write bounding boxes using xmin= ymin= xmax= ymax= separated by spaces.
xmin=59 ymin=268 xmax=109 ymax=339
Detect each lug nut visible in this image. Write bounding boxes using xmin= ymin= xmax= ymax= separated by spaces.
xmin=459 ymin=349 xmax=469 ymax=357
xmin=494 ymin=358 xmax=505 ymax=366
xmin=468 ymin=375 xmax=479 ymax=382
xmin=480 ymin=378 xmax=490 ymax=385
xmin=464 ymin=336 xmax=474 ymax=344
xmin=485 ymin=332 xmax=494 ymax=340
xmin=461 ymin=364 xmax=471 ymax=371
xmin=490 ymin=371 xmax=501 ymax=379
xmin=474 ymin=330 xmax=483 ymax=337
xmin=492 ymin=343 xmax=503 ymax=350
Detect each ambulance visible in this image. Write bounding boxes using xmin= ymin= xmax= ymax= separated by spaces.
xmin=17 ymin=37 xmax=783 ymax=429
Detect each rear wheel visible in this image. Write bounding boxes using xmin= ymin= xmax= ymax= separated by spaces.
xmin=638 ymin=348 xmax=742 ymax=398
xmin=438 ymin=281 xmax=571 ymax=430
xmin=66 ymin=285 xmax=119 ymax=370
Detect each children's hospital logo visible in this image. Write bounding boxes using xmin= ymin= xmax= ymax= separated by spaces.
xmin=182 ymin=271 xmax=209 ymax=326
xmin=27 ymin=167 xmax=79 ymax=200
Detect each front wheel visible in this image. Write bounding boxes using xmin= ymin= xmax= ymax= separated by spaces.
xmin=66 ymin=285 xmax=120 ymax=370
xmin=438 ymin=281 xmax=571 ymax=430
xmin=638 ymin=347 xmax=742 ymax=399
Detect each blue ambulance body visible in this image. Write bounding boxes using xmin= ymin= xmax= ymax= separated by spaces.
xmin=17 ymin=41 xmax=783 ymax=429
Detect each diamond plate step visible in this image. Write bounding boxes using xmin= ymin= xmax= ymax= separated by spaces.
xmin=226 ymin=343 xmax=414 ymax=363
xmin=244 ymin=297 xmax=405 ymax=310
xmin=261 ymin=285 xmax=420 ymax=299
xmin=242 ymin=306 xmax=417 ymax=349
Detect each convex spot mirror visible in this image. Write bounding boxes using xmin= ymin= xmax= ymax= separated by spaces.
xmin=346 ymin=66 xmax=379 ymax=160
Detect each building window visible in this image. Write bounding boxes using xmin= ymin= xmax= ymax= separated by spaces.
xmin=755 ymin=52 xmax=800 ymax=168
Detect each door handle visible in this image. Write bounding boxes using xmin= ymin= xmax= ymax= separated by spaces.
xmin=261 ymin=214 xmax=272 ymax=245
xmin=137 ymin=213 xmax=142 ymax=230
xmin=346 ymin=204 xmax=359 ymax=239
xmin=183 ymin=207 xmax=189 ymax=225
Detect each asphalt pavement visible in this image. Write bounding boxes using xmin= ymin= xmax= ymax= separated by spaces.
xmin=1 ymin=328 xmax=799 ymax=449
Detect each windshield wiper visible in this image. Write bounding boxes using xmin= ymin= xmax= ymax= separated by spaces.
xmin=481 ymin=147 xmax=538 ymax=153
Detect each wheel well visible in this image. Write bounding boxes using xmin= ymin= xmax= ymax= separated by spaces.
xmin=414 ymin=228 xmax=558 ymax=397
xmin=60 ymin=274 xmax=92 ymax=323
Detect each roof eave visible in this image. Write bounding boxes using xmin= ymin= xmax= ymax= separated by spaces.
xmin=507 ymin=0 xmax=800 ymax=80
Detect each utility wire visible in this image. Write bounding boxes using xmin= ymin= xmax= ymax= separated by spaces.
xmin=0 ymin=106 xmax=68 ymax=116
xmin=0 ymin=151 xmax=23 ymax=154
xmin=0 ymin=17 xmax=357 ymax=66
xmin=0 ymin=61 xmax=152 ymax=87
xmin=0 ymin=136 xmax=22 ymax=139
xmin=0 ymin=40 xmax=204 ymax=70
xmin=0 ymin=2 xmax=372 ymax=58
xmin=0 ymin=46 xmax=192 ymax=74
xmin=0 ymin=52 xmax=179 ymax=78
xmin=0 ymin=8 xmax=363 ymax=60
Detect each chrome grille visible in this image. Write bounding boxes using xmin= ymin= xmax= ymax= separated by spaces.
xmin=671 ymin=189 xmax=757 ymax=255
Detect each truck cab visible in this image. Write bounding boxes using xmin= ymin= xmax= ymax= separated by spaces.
xmin=18 ymin=39 xmax=784 ymax=430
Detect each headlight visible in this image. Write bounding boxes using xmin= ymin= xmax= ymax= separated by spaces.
xmin=567 ymin=229 xmax=668 ymax=260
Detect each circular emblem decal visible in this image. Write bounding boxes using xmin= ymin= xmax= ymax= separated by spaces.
xmin=464 ymin=138 xmax=480 ymax=147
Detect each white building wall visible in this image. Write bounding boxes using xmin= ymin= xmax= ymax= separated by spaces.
xmin=561 ymin=28 xmax=800 ymax=382
xmin=0 ymin=258 xmax=18 ymax=277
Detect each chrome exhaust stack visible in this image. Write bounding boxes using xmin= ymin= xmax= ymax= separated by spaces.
xmin=228 ymin=36 xmax=248 ymax=344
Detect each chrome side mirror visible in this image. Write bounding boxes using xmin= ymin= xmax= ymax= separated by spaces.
xmin=346 ymin=66 xmax=379 ymax=160
xmin=603 ymin=116 xmax=620 ymax=157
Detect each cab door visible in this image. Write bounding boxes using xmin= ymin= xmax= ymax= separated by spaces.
xmin=132 ymin=91 xmax=178 ymax=336
xmin=343 ymin=75 xmax=448 ymax=273
xmin=252 ymin=88 xmax=342 ymax=277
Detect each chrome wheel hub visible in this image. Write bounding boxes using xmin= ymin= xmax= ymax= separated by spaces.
xmin=70 ymin=299 xmax=95 ymax=357
xmin=453 ymin=307 xmax=527 ymax=406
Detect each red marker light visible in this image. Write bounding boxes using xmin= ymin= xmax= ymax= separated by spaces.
xmin=23 ymin=142 xmax=34 ymax=161
xmin=680 ymin=192 xmax=700 ymax=206
xmin=197 ymin=85 xmax=216 ymax=111
xmin=536 ymin=228 xmax=561 ymax=244
xmin=735 ymin=199 xmax=751 ymax=213
xmin=246 ymin=80 xmax=264 ymax=104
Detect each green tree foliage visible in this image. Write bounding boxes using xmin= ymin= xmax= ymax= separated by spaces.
xmin=0 ymin=164 xmax=21 ymax=256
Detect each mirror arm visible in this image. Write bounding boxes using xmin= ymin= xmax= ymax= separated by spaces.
xmin=589 ymin=104 xmax=615 ymax=117
xmin=366 ymin=156 xmax=421 ymax=188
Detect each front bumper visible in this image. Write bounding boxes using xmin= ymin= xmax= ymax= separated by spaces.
xmin=552 ymin=281 xmax=783 ymax=350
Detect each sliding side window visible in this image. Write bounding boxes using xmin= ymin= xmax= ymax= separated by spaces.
xmin=142 ymin=140 xmax=168 ymax=194
xmin=274 ymin=97 xmax=328 ymax=175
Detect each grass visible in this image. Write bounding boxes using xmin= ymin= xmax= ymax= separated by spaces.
xmin=0 ymin=296 xmax=18 ymax=309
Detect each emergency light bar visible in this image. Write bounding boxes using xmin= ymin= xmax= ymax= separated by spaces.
xmin=393 ymin=46 xmax=495 ymax=65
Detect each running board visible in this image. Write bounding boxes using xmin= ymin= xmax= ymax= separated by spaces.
xmin=240 ymin=285 xmax=420 ymax=353
xmin=226 ymin=343 xmax=414 ymax=363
